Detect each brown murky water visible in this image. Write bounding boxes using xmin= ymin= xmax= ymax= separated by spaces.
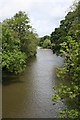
xmin=2 ymin=48 xmax=65 ymax=118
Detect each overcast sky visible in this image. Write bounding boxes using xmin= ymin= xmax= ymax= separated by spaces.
xmin=0 ymin=0 xmax=75 ymax=36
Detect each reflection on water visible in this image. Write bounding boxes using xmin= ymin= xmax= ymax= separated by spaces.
xmin=2 ymin=49 xmax=65 ymax=118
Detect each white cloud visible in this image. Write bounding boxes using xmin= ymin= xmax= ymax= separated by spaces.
xmin=0 ymin=0 xmax=75 ymax=36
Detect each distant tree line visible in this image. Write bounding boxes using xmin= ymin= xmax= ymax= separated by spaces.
xmin=2 ymin=11 xmax=38 ymax=74
xmin=38 ymin=35 xmax=52 ymax=49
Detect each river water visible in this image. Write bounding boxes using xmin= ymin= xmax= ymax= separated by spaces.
xmin=2 ymin=48 xmax=65 ymax=118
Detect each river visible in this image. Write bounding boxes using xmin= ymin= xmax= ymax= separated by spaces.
xmin=2 ymin=48 xmax=65 ymax=118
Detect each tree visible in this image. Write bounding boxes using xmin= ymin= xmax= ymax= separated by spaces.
xmin=43 ymin=39 xmax=52 ymax=49
xmin=0 ymin=22 xmax=2 ymax=68
xmin=2 ymin=11 xmax=37 ymax=74
xmin=38 ymin=35 xmax=51 ymax=48
xmin=51 ymin=1 xmax=80 ymax=119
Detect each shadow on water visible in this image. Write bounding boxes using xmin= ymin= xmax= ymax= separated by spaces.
xmin=0 ymin=69 xmax=2 ymax=84
xmin=2 ymin=56 xmax=37 ymax=86
xmin=2 ymin=75 xmax=24 ymax=86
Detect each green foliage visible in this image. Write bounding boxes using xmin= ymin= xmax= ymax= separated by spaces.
xmin=50 ymin=1 xmax=80 ymax=54
xmin=59 ymin=109 xmax=79 ymax=119
xmin=2 ymin=50 xmax=26 ymax=74
xmin=51 ymin=1 xmax=80 ymax=119
xmin=38 ymin=35 xmax=52 ymax=49
xmin=52 ymin=94 xmax=60 ymax=101
xmin=0 ymin=55 xmax=1 ymax=70
xmin=0 ymin=22 xmax=2 ymax=68
xmin=43 ymin=39 xmax=52 ymax=49
xmin=2 ymin=11 xmax=37 ymax=74
xmin=50 ymin=25 xmax=67 ymax=54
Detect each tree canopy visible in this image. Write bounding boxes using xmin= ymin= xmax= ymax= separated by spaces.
xmin=2 ymin=11 xmax=37 ymax=74
xmin=51 ymin=1 xmax=80 ymax=119
xmin=38 ymin=35 xmax=52 ymax=49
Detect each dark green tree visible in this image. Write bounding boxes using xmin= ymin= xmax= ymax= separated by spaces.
xmin=51 ymin=1 xmax=80 ymax=119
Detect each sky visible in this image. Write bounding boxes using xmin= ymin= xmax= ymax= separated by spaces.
xmin=0 ymin=0 xmax=75 ymax=37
